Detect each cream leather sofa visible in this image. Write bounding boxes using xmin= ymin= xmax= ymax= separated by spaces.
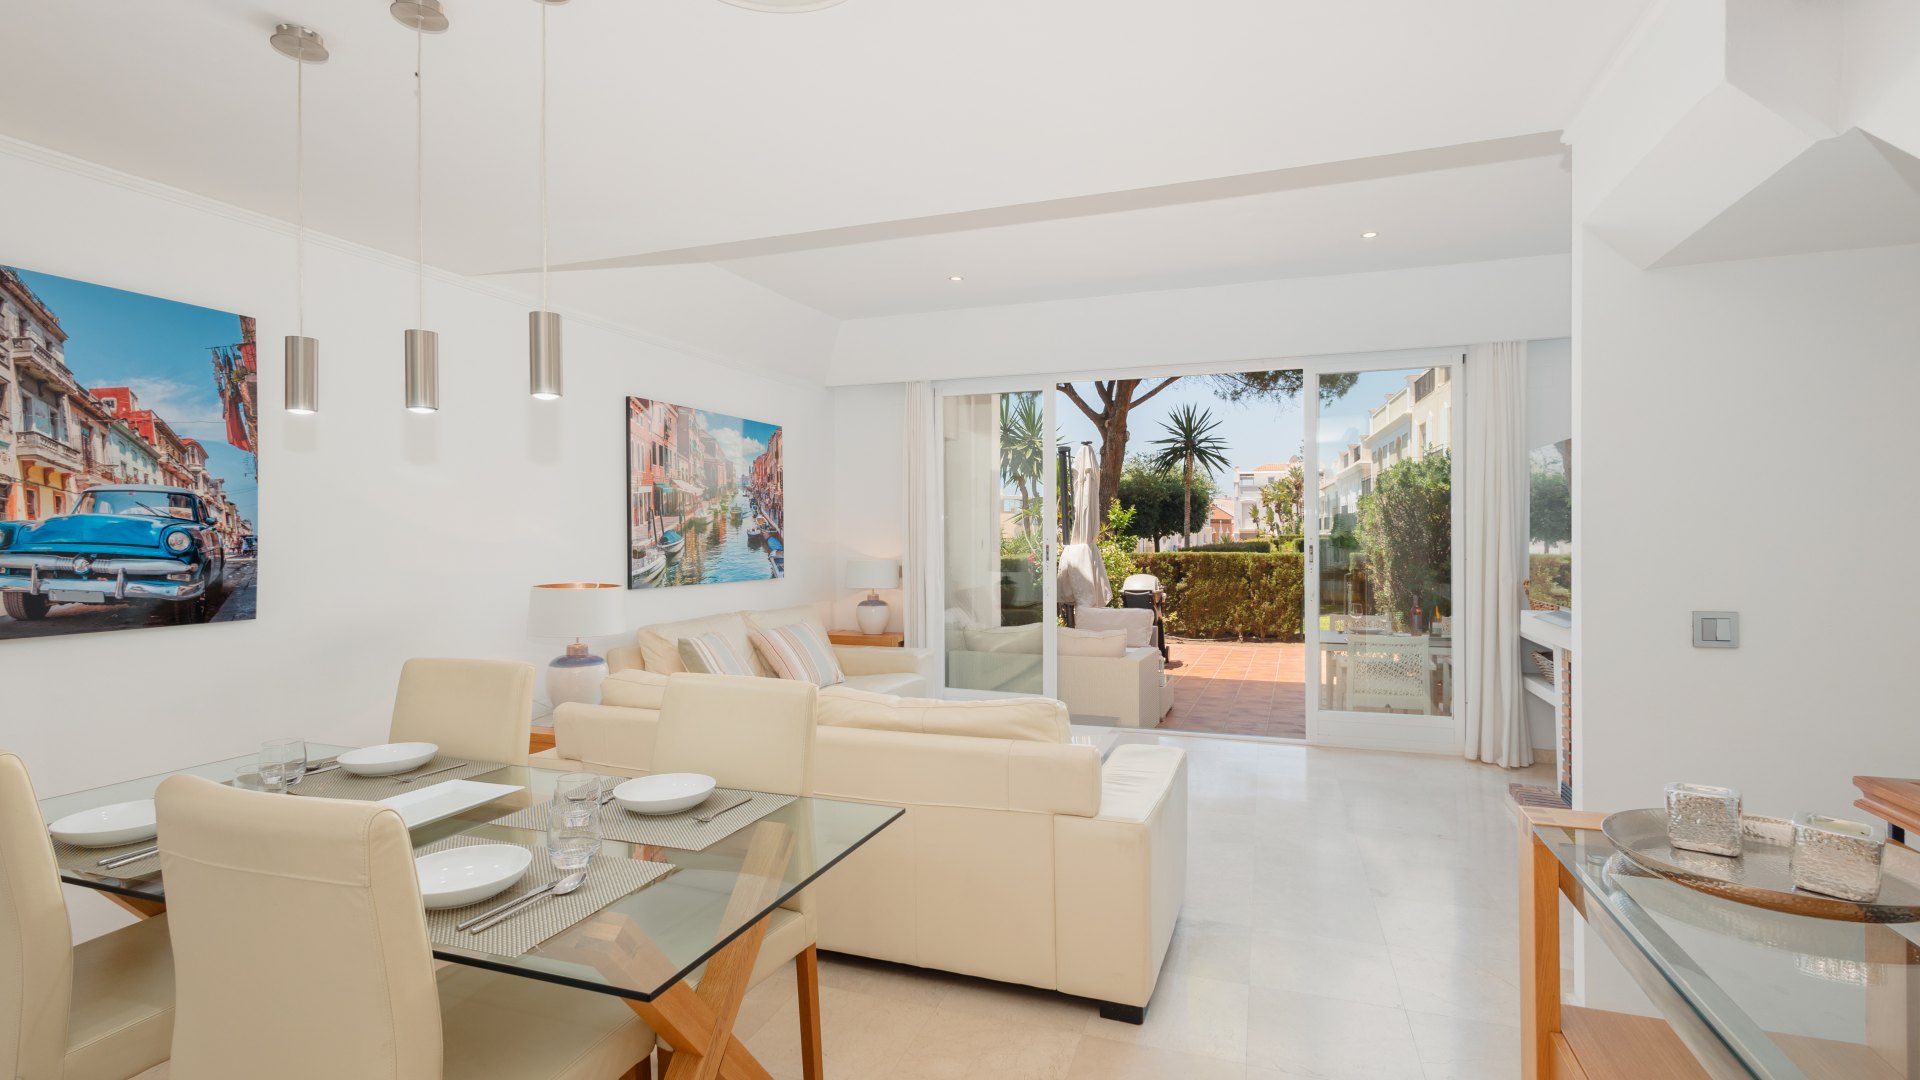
xmin=946 ymin=620 xmax=1172 ymax=727
xmin=540 ymin=674 xmax=1188 ymax=1021
xmin=606 ymin=606 xmax=934 ymax=698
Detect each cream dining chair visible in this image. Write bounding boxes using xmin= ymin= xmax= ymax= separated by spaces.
xmin=1 ymin=750 xmax=174 ymax=1080
xmin=648 ymin=673 xmax=821 ymax=1079
xmin=153 ymin=773 xmax=653 ymax=1080
xmin=390 ymin=657 xmax=537 ymax=765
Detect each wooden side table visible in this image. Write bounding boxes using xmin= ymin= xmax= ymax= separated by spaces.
xmin=827 ymin=630 xmax=904 ymax=648
xmin=1854 ymin=775 xmax=1920 ymax=843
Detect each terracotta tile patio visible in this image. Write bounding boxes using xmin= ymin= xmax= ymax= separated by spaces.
xmin=1158 ymin=637 xmax=1307 ymax=740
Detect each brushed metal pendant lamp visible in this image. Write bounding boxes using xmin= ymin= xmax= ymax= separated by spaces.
xmin=271 ymin=24 xmax=327 ymax=414
xmin=528 ymin=0 xmax=567 ymax=401
xmin=394 ymin=0 xmax=448 ymax=413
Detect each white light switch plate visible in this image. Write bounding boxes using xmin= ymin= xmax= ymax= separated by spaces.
xmin=1692 ymin=611 xmax=1738 ymax=648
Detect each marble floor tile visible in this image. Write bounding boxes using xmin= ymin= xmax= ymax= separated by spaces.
xmin=892 ymin=1009 xmax=1083 ymax=1080
xmin=1064 ymin=1035 xmax=1251 ymax=1080
xmin=1248 ymin=929 xmax=1402 ymax=1008
xmin=1388 ymin=943 xmax=1521 ymax=1026
xmin=1083 ymin=971 xmax=1251 ymax=1062
xmin=1245 ymin=987 xmax=1427 ymax=1080
xmin=1406 ymin=1008 xmax=1525 ymax=1080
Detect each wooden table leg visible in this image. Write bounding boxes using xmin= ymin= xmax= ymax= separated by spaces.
xmin=796 ymin=944 xmax=823 ymax=1080
xmin=1520 ymin=810 xmax=1562 ymax=1080
xmin=105 ymin=892 xmax=167 ymax=920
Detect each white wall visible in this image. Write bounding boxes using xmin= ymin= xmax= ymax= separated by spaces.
xmin=827 ymin=383 xmax=907 ymax=632
xmin=829 ymin=253 xmax=1572 ymax=386
xmin=0 ymin=142 xmax=836 ymax=940
xmin=1574 ymin=240 xmax=1920 ymax=819
xmin=1526 ymin=336 xmax=1573 ymax=448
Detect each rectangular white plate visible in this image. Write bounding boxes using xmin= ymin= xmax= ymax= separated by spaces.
xmin=379 ymin=780 xmax=525 ymax=829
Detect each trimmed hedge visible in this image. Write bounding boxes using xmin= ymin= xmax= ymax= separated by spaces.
xmin=1132 ymin=551 xmax=1305 ymax=641
xmin=1182 ymin=536 xmax=1305 ymax=554
xmin=1528 ymin=553 xmax=1571 ymax=611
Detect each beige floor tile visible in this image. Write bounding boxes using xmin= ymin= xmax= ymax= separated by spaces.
xmin=1083 ymin=971 xmax=1249 ymax=1062
xmin=1249 ymin=929 xmax=1401 ymax=1008
xmin=742 ymin=982 xmax=936 ymax=1080
xmin=1064 ymin=1035 xmax=1251 ymax=1080
xmin=1163 ymin=919 xmax=1255 ymax=983
xmin=1388 ymin=944 xmax=1520 ymax=1027
xmin=1405 ymin=1009 xmax=1524 ymax=1080
xmin=892 ymin=1009 xmax=1082 ymax=1080
xmin=1244 ymin=988 xmax=1425 ymax=1080
xmin=818 ymin=951 xmax=957 ymax=1008
xmin=1373 ymin=896 xmax=1520 ymax=961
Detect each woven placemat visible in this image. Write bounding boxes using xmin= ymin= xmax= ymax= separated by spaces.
xmin=52 ymin=835 xmax=159 ymax=878
xmin=288 ymin=756 xmax=504 ymax=801
xmin=490 ymin=786 xmax=795 ymax=852
xmin=419 ymin=835 xmax=673 ymax=958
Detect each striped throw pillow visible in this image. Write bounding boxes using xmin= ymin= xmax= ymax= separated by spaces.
xmin=675 ymin=631 xmax=754 ymax=677
xmin=748 ymin=622 xmax=846 ymax=687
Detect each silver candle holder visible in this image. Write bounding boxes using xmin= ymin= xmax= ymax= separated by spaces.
xmin=1789 ymin=813 xmax=1884 ymax=902
xmin=1665 ymin=782 xmax=1743 ymax=857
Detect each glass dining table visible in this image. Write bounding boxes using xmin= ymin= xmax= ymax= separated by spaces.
xmin=42 ymin=744 xmax=903 ymax=1078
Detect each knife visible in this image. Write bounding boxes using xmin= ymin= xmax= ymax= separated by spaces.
xmin=98 ymin=845 xmax=158 ymax=868
xmin=456 ymin=879 xmax=560 ymax=931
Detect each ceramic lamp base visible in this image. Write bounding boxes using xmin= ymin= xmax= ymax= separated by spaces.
xmin=855 ymin=597 xmax=890 ymax=635
xmin=546 ymin=652 xmax=608 ymax=708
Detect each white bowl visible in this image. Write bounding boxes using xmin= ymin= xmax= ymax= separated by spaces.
xmin=337 ymin=742 xmax=440 ymax=777
xmin=614 ymin=773 xmax=717 ymax=816
xmin=415 ymin=844 xmax=534 ymax=910
xmin=48 ymin=800 xmax=158 ymax=848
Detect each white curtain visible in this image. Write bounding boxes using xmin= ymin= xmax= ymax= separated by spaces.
xmin=1461 ymin=341 xmax=1533 ymax=768
xmin=901 ymin=381 xmax=936 ymax=649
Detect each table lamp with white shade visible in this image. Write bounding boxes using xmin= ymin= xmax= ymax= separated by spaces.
xmin=527 ymin=582 xmax=627 ymax=708
xmin=846 ymin=558 xmax=901 ymax=635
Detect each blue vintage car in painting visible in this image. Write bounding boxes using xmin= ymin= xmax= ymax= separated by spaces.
xmin=0 ymin=485 xmax=226 ymax=622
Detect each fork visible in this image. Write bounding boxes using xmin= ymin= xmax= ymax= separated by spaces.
xmin=394 ymin=761 xmax=465 ymax=784
xmin=693 ymin=795 xmax=752 ymax=824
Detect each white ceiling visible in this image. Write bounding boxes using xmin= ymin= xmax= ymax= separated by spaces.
xmin=0 ymin=1 xmax=1647 ymax=315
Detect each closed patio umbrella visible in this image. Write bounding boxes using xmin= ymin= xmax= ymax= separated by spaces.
xmin=1057 ymin=441 xmax=1111 ymax=609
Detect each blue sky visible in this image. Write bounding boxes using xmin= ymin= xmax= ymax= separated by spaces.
xmin=694 ymin=409 xmax=780 ymax=471
xmin=10 ymin=267 xmax=258 ymax=528
xmin=1055 ymin=368 xmax=1414 ymax=489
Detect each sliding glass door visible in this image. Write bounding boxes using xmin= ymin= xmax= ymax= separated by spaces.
xmin=1304 ymin=354 xmax=1462 ymax=752
xmin=936 ymin=386 xmax=1057 ymax=699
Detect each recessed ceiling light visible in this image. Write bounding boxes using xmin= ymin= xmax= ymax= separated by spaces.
xmin=1361 ymin=231 xmax=1379 ymax=239
xmin=948 ymin=275 xmax=964 ymax=282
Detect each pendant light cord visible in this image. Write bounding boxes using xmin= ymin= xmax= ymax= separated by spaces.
xmin=295 ymin=54 xmax=306 ymax=338
xmin=416 ymin=24 xmax=425 ymax=329
xmin=539 ymin=2 xmax=550 ymax=314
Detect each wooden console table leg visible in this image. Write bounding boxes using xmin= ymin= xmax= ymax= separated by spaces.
xmin=1521 ymin=813 xmax=1562 ymax=1080
xmin=105 ymin=893 xmax=167 ymax=920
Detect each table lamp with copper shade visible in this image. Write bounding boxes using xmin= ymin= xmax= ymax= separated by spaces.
xmin=527 ymin=582 xmax=627 ymax=707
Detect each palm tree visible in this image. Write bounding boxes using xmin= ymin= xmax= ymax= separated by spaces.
xmin=1149 ymin=403 xmax=1233 ymax=549
xmin=998 ymin=393 xmax=1046 ymax=537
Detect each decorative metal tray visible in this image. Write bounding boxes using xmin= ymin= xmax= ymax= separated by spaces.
xmin=1602 ymin=808 xmax=1920 ymax=923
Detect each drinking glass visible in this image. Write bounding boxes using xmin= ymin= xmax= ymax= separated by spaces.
xmin=234 ymin=764 xmax=286 ymax=794
xmin=261 ymin=739 xmax=307 ymax=787
xmin=547 ymin=773 xmax=604 ymax=871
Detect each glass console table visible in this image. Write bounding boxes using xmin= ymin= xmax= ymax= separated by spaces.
xmin=1521 ymin=807 xmax=1917 ymax=1080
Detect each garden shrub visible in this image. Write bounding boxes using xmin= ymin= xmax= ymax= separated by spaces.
xmin=1528 ymin=554 xmax=1572 ymax=610
xmin=1131 ymin=551 xmax=1304 ymax=640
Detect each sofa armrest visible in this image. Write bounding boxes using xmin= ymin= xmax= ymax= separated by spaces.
xmin=834 ymin=645 xmax=935 ymax=681
xmin=607 ymin=644 xmax=646 ymax=674
xmin=1052 ymin=745 xmax=1188 ymax=1009
xmin=552 ymin=701 xmax=658 ymax=777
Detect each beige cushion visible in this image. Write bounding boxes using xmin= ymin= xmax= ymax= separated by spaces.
xmin=636 ymin=611 xmax=751 ymax=674
xmin=819 ymin=687 xmax=1069 ymax=743
xmin=841 ymin=670 xmax=928 ymax=696
xmin=676 ymin=631 xmax=756 ymax=676
xmin=966 ymin=624 xmax=1042 ymax=654
xmin=1073 ymin=607 xmax=1155 ymax=648
xmin=601 ymin=668 xmax=670 ymax=710
xmin=1058 ymin=627 xmax=1127 ymax=658
xmin=743 ymin=605 xmax=826 ymax=634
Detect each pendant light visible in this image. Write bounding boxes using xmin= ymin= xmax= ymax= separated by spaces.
xmin=393 ymin=0 xmax=448 ymax=413
xmin=528 ymin=0 xmax=567 ymax=401
xmin=270 ymin=24 xmax=327 ymax=415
